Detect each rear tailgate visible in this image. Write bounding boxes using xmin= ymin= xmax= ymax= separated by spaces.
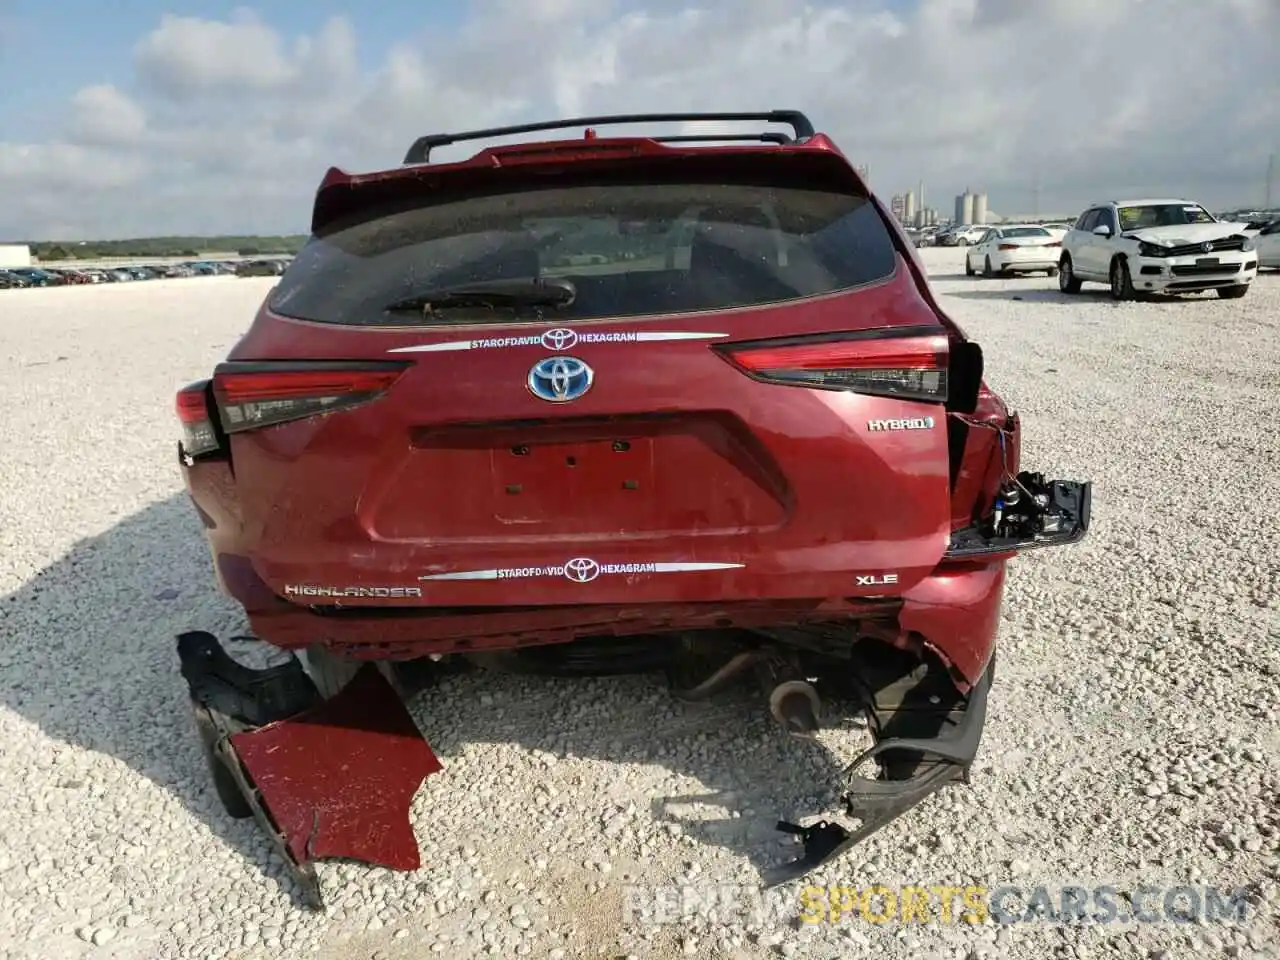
xmin=218 ymin=153 xmax=957 ymax=605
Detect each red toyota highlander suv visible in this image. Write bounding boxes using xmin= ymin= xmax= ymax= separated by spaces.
xmin=175 ymin=111 xmax=1090 ymax=898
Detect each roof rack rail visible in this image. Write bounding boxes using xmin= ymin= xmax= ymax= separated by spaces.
xmin=402 ymin=110 xmax=815 ymax=164
xmin=653 ymin=132 xmax=793 ymax=145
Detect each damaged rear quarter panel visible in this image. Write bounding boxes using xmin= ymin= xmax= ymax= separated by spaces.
xmin=899 ymin=559 xmax=1006 ymax=687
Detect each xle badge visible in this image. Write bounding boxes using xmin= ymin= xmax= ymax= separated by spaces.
xmin=867 ymin=417 xmax=935 ymax=432
xmin=856 ymin=574 xmax=898 ymax=586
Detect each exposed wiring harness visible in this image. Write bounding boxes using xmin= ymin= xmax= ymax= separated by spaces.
xmin=947 ymin=410 xmax=1036 ymax=501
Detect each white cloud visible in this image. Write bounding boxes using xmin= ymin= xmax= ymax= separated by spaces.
xmin=1 ymin=0 xmax=1277 ymax=239
xmin=68 ymin=85 xmax=148 ymax=147
xmin=133 ymin=9 xmax=298 ymax=98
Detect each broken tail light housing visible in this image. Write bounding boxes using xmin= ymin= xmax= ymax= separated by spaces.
xmin=175 ymin=361 xmax=410 ymax=459
xmin=716 ymin=330 xmax=948 ymax=402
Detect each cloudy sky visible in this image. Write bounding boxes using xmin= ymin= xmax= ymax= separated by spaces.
xmin=1 ymin=0 xmax=1276 ymax=240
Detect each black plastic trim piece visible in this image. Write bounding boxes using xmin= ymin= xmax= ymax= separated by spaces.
xmin=762 ymin=653 xmax=994 ymax=886
xmin=212 ymin=359 xmax=413 ymax=377
xmin=653 ymin=133 xmax=792 ymax=145
xmin=715 ymin=323 xmax=945 ymax=354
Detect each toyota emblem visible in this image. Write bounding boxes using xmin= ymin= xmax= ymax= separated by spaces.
xmin=540 ymin=328 xmax=578 ymax=350
xmin=528 ymin=355 xmax=593 ymax=403
xmin=563 ymin=558 xmax=600 ymax=582
xmin=1201 ymin=242 xmax=1214 ymax=253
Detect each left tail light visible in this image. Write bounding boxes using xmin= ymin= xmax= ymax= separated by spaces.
xmin=716 ymin=330 xmax=948 ymax=402
xmin=175 ymin=360 xmax=410 ymax=460
xmin=176 ymin=380 xmax=220 ymax=458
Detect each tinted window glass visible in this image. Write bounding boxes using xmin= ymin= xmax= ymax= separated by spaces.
xmin=1077 ymin=210 xmax=1099 ymax=231
xmin=1002 ymin=227 xmax=1050 ymax=238
xmin=270 ymin=182 xmax=899 ymax=325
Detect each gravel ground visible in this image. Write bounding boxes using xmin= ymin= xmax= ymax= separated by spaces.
xmin=1 ymin=249 xmax=1277 ymax=960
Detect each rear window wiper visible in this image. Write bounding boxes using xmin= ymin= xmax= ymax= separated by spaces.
xmin=383 ymin=277 xmax=576 ymax=314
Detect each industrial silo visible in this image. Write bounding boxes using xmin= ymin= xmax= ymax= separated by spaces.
xmin=972 ymin=193 xmax=988 ymax=225
xmin=905 ymin=191 xmax=917 ymax=221
xmin=962 ymin=192 xmax=975 ymax=226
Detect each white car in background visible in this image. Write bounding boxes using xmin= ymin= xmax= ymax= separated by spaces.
xmin=1058 ymin=198 xmax=1259 ymax=300
xmin=1254 ymin=219 xmax=1280 ymax=269
xmin=949 ymin=224 xmax=990 ymax=246
xmin=964 ymin=224 xmax=1062 ymax=277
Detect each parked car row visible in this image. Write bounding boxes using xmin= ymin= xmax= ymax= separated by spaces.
xmin=0 ymin=257 xmax=291 ymax=289
xmin=927 ymin=222 xmax=1071 ymax=247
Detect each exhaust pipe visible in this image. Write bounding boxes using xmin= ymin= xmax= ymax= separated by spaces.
xmin=754 ymin=654 xmax=822 ymax=738
xmin=768 ymin=679 xmax=822 ymax=738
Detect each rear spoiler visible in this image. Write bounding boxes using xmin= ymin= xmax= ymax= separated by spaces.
xmin=311 ymin=139 xmax=864 ymax=235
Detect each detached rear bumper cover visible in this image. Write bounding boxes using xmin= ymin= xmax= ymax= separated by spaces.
xmin=177 ymin=632 xmax=441 ymax=909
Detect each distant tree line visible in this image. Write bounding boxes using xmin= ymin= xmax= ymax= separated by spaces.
xmin=23 ymin=236 xmax=309 ymax=261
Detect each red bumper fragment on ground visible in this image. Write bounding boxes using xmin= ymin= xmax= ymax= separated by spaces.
xmin=229 ymin=665 xmax=442 ymax=871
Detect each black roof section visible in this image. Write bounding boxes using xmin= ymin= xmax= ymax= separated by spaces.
xmin=402 ymin=110 xmax=815 ymax=164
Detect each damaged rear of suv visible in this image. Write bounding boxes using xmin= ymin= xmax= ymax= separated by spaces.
xmin=173 ymin=110 xmax=1091 ymax=906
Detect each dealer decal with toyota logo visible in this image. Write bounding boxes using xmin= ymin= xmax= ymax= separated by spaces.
xmin=387 ymin=328 xmax=730 ymax=353
xmin=419 ymin=559 xmax=745 ymax=583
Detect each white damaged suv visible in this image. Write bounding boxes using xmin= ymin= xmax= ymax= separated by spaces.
xmin=1058 ymin=198 xmax=1258 ymax=300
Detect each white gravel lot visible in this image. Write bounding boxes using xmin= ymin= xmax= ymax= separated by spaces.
xmin=1 ymin=248 xmax=1277 ymax=960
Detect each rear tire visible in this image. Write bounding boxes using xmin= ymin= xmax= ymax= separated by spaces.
xmin=1058 ymin=255 xmax=1082 ymax=293
xmin=983 ymin=256 xmax=994 ymax=277
xmin=965 ymin=257 xmax=975 ymax=276
xmin=1216 ymin=284 xmax=1250 ymax=299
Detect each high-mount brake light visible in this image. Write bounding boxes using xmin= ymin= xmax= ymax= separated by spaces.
xmin=175 ymin=380 xmax=220 ymax=458
xmin=211 ymin=361 xmax=410 ymax=434
xmin=717 ymin=331 xmax=949 ymax=402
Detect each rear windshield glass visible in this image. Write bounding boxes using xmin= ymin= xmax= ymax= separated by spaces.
xmin=269 ymin=180 xmax=898 ymax=325
xmin=1002 ymin=227 xmax=1050 ymax=238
